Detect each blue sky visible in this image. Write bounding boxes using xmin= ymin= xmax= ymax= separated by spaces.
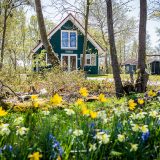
xmin=28 ymin=0 xmax=159 ymax=48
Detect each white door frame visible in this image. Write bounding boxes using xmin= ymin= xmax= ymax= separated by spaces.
xmin=61 ymin=54 xmax=77 ymax=71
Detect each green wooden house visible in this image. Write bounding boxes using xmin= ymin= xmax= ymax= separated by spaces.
xmin=32 ymin=14 xmax=105 ymax=74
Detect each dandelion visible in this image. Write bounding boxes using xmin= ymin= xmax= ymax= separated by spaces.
xmin=16 ymin=127 xmax=28 ymax=136
xmin=75 ymin=98 xmax=84 ymax=105
xmin=89 ymin=143 xmax=97 ymax=152
xmin=31 ymin=95 xmax=38 ymax=101
xmin=90 ymin=111 xmax=97 ymax=119
xmin=0 ymin=107 xmax=8 ymax=116
xmin=98 ymin=93 xmax=108 ymax=103
xmin=138 ymin=98 xmax=144 ymax=105
xmin=0 ymin=123 xmax=10 ymax=136
xmin=117 ymin=134 xmax=125 ymax=142
xmin=128 ymin=99 xmax=137 ymax=110
xmin=79 ymin=87 xmax=88 ymax=97
xmin=50 ymin=93 xmax=62 ymax=105
xmin=28 ymin=152 xmax=42 ymax=160
xmin=73 ymin=129 xmax=83 ymax=137
xmin=149 ymin=110 xmax=158 ymax=118
xmin=148 ymin=90 xmax=157 ymax=97
xmin=131 ymin=124 xmax=139 ymax=132
xmin=140 ymin=125 xmax=148 ymax=133
xmin=64 ymin=109 xmax=75 ymax=115
xmin=130 ymin=143 xmax=138 ymax=152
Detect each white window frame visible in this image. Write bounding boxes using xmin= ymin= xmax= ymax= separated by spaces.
xmin=61 ymin=54 xmax=77 ymax=72
xmin=81 ymin=54 xmax=96 ymax=66
xmin=61 ymin=30 xmax=77 ymax=50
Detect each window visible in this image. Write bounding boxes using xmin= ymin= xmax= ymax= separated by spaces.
xmin=81 ymin=54 xmax=96 ymax=66
xmin=61 ymin=30 xmax=77 ymax=49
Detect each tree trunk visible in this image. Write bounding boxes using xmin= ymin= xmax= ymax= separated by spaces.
xmin=0 ymin=7 xmax=7 ymax=70
xmin=135 ymin=0 xmax=148 ymax=93
xmin=82 ymin=0 xmax=90 ymax=70
xmin=106 ymin=0 xmax=124 ymax=97
xmin=34 ymin=0 xmax=60 ymax=67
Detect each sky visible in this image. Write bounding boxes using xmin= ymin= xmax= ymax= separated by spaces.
xmin=27 ymin=0 xmax=159 ymax=48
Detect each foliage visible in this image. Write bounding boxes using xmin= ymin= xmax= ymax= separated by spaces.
xmin=0 ymin=89 xmax=160 ymax=159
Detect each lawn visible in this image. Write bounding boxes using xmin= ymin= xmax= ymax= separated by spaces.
xmin=0 ymin=89 xmax=160 ymax=160
xmin=87 ymin=74 xmax=160 ymax=82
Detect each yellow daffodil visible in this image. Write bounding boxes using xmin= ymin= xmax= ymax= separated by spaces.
xmin=140 ymin=125 xmax=148 ymax=133
xmin=117 ymin=134 xmax=125 ymax=142
xmin=148 ymin=90 xmax=157 ymax=97
xmin=0 ymin=107 xmax=8 ymax=116
xmin=57 ymin=155 xmax=62 ymax=160
xmin=90 ymin=111 xmax=97 ymax=119
xmin=75 ymin=98 xmax=84 ymax=105
xmin=31 ymin=95 xmax=38 ymax=101
xmin=50 ymin=93 xmax=62 ymax=105
xmin=33 ymin=102 xmax=39 ymax=108
xmin=28 ymin=152 xmax=42 ymax=160
xmin=128 ymin=99 xmax=137 ymax=111
xmin=81 ymin=107 xmax=90 ymax=115
xmin=98 ymin=93 xmax=108 ymax=103
xmin=138 ymin=98 xmax=144 ymax=105
xmin=79 ymin=87 xmax=88 ymax=97
xmin=130 ymin=143 xmax=138 ymax=152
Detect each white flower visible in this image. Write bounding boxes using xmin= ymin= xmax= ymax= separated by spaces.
xmin=131 ymin=124 xmax=139 ymax=132
xmin=130 ymin=143 xmax=138 ymax=152
xmin=16 ymin=127 xmax=28 ymax=136
xmin=13 ymin=117 xmax=24 ymax=125
xmin=136 ymin=112 xmax=147 ymax=120
xmin=89 ymin=143 xmax=97 ymax=152
xmin=0 ymin=123 xmax=10 ymax=136
xmin=149 ymin=110 xmax=158 ymax=118
xmin=64 ymin=109 xmax=75 ymax=115
xmin=130 ymin=113 xmax=137 ymax=120
xmin=117 ymin=134 xmax=125 ymax=142
xmin=140 ymin=125 xmax=148 ymax=133
xmin=97 ymin=111 xmax=107 ymax=120
xmin=73 ymin=129 xmax=83 ymax=137
xmin=42 ymin=110 xmax=50 ymax=115
xmin=95 ymin=132 xmax=110 ymax=144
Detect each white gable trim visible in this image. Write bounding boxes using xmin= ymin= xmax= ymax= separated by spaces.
xmin=33 ymin=14 xmax=105 ymax=54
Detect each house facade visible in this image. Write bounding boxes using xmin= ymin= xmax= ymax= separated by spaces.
xmin=32 ymin=14 xmax=105 ymax=74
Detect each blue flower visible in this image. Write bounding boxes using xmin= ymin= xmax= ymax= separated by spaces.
xmin=141 ymin=131 xmax=150 ymax=141
xmin=48 ymin=134 xmax=64 ymax=157
xmin=88 ymin=122 xmax=95 ymax=129
xmin=3 ymin=145 xmax=12 ymax=152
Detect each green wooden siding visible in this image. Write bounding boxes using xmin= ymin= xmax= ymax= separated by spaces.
xmin=35 ymin=20 xmax=99 ymax=74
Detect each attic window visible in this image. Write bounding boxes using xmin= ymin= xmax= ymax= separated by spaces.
xmin=61 ymin=30 xmax=77 ymax=49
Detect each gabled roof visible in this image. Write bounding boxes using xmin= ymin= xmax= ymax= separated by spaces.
xmin=122 ymin=58 xmax=138 ymax=65
xmin=32 ymin=13 xmax=105 ymax=54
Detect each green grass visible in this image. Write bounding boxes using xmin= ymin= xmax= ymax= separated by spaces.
xmin=87 ymin=74 xmax=160 ymax=82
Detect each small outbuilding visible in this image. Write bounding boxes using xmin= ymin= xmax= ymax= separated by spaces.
xmin=148 ymin=58 xmax=160 ymax=75
xmin=122 ymin=58 xmax=138 ymax=74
